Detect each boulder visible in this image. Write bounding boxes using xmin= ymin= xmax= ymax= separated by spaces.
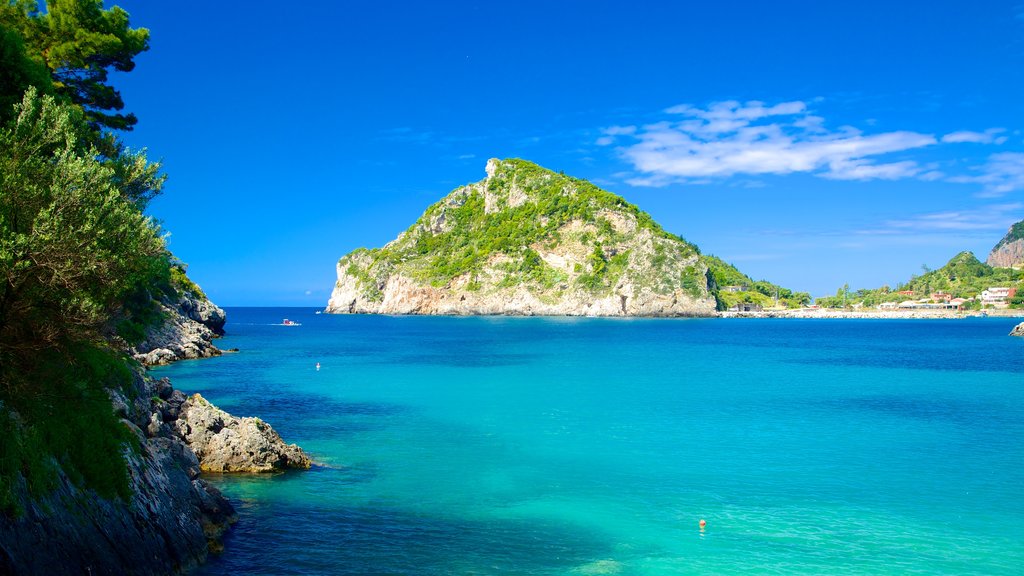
xmin=1011 ymin=322 xmax=1024 ymax=337
xmin=175 ymin=394 xmax=312 ymax=473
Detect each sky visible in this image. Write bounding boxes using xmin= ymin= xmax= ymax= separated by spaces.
xmin=107 ymin=0 xmax=1024 ymax=305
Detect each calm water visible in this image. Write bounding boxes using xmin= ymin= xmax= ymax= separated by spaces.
xmin=160 ymin=308 xmax=1024 ymax=575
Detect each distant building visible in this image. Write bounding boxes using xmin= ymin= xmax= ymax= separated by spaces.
xmin=897 ymin=290 xmax=915 ymax=296
xmin=729 ymin=302 xmax=763 ymax=312
xmin=981 ymin=287 xmax=1014 ymax=306
xmin=721 ymin=285 xmax=748 ymax=293
xmin=931 ymin=292 xmax=952 ymax=302
xmin=877 ymin=302 xmax=898 ymax=309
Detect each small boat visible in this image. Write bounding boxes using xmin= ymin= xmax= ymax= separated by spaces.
xmin=282 ymin=319 xmax=301 ymax=326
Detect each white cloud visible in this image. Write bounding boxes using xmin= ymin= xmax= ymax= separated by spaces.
xmin=949 ymin=152 xmax=1024 ymax=197
xmin=606 ymin=100 xmax=939 ymax=185
xmin=862 ymin=202 xmax=1024 ymax=234
xmin=941 ymin=128 xmax=1007 ymax=144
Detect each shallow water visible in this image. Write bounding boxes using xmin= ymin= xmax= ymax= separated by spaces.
xmin=159 ymin=309 xmax=1024 ymax=575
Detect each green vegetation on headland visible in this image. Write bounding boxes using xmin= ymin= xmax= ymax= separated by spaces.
xmin=0 ymin=1 xmax=184 ymax=514
xmin=340 ymin=158 xmax=711 ymax=301
xmin=703 ymin=255 xmax=811 ymax=310
xmin=334 ymin=158 xmax=805 ymax=313
xmin=816 ymin=251 xmax=1024 ymax=310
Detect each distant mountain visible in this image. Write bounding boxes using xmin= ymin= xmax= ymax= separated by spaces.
xmin=327 ymin=159 xmax=799 ymax=316
xmin=987 ymin=219 xmax=1024 ymax=268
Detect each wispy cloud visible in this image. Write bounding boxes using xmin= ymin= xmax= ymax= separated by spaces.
xmin=860 ymin=202 xmax=1024 ymax=235
xmin=941 ymin=128 xmax=1007 ymax=144
xmin=949 ymin=152 xmax=1024 ymax=197
xmin=600 ymin=100 xmax=940 ymax=186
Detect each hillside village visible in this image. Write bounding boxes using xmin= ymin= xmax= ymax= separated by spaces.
xmin=807 ymin=223 xmax=1024 ymax=313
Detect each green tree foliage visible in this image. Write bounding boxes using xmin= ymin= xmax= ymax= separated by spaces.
xmin=0 ymin=20 xmax=51 ymax=124
xmin=703 ymin=254 xmax=808 ymax=309
xmin=0 ymin=0 xmax=149 ymax=131
xmin=824 ymin=251 xmax=1024 ymax=307
xmin=0 ymin=89 xmax=167 ymax=511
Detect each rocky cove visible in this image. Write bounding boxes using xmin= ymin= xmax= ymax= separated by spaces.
xmin=0 ymin=291 xmax=310 ymax=575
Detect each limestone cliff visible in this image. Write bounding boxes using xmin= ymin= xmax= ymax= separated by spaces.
xmin=131 ymin=279 xmax=226 ymax=366
xmin=987 ymin=220 xmax=1024 ymax=269
xmin=327 ymin=158 xmax=717 ymax=316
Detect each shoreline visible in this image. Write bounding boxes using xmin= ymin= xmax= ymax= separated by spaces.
xmin=718 ymin=308 xmax=1024 ymax=320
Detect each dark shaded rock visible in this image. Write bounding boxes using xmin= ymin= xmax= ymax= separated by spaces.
xmin=0 ymin=370 xmax=237 ymax=576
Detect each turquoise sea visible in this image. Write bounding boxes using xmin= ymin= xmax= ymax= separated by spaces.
xmin=160 ymin=308 xmax=1024 ymax=575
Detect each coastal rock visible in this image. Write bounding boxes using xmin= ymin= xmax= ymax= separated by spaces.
xmin=1011 ymin=322 xmax=1024 ymax=336
xmin=326 ymin=158 xmax=717 ymax=317
xmin=175 ymin=394 xmax=312 ymax=473
xmin=986 ymin=220 xmax=1024 ymax=269
xmin=0 ymin=369 xmax=237 ymax=576
xmin=132 ymin=288 xmax=226 ymax=366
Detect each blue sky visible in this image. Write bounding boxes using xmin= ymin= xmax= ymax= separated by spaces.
xmin=110 ymin=1 xmax=1024 ymax=305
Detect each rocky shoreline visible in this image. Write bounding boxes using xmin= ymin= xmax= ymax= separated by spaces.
xmin=131 ymin=289 xmax=227 ymax=366
xmin=718 ymin=308 xmax=1024 ymax=320
xmin=1 ymin=291 xmax=310 ymax=575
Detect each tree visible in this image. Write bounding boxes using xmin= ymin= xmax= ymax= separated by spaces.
xmin=0 ymin=21 xmax=51 ymax=124
xmin=0 ymin=89 xmax=167 ymax=380
xmin=0 ymin=0 xmax=149 ymax=132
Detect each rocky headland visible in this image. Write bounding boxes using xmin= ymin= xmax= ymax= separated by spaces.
xmin=1 ymin=284 xmax=310 ymax=574
xmin=1011 ymin=322 xmax=1024 ymax=336
xmin=327 ymin=158 xmax=718 ymax=317
xmin=131 ymin=286 xmax=227 ymax=366
xmin=986 ymin=219 xmax=1024 ymax=269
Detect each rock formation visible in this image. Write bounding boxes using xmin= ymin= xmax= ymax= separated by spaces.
xmin=327 ymin=158 xmax=717 ymax=317
xmin=1 ymin=277 xmax=312 ymax=574
xmin=1011 ymin=322 xmax=1024 ymax=337
xmin=132 ymin=287 xmax=227 ymax=366
xmin=174 ymin=393 xmax=312 ymax=473
xmin=987 ymin=220 xmax=1024 ymax=268
xmin=0 ymin=369 xmax=236 ymax=575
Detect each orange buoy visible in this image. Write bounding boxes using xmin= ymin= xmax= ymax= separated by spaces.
xmin=699 ymin=519 xmax=706 ymax=529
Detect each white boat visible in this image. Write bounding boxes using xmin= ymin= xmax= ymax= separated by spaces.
xmin=282 ymin=319 xmax=301 ymax=326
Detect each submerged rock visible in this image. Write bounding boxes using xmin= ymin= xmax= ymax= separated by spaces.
xmin=175 ymin=394 xmax=312 ymax=473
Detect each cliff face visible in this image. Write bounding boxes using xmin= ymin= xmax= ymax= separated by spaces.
xmin=986 ymin=220 xmax=1024 ymax=268
xmin=0 ymin=370 xmax=236 ymax=576
xmin=132 ymin=287 xmax=226 ymax=366
xmin=1 ymin=277 xmax=311 ymax=574
xmin=327 ymin=158 xmax=717 ymax=317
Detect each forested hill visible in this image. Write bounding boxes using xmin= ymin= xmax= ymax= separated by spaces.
xmin=817 ymin=251 xmax=1024 ymax=309
xmin=327 ymin=158 xmax=807 ymax=316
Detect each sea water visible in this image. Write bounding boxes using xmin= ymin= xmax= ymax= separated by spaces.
xmin=160 ymin=308 xmax=1024 ymax=575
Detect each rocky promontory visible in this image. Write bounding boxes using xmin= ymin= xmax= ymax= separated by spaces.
xmin=327 ymin=158 xmax=717 ymax=317
xmin=1011 ymin=322 xmax=1024 ymax=336
xmin=131 ymin=285 xmax=227 ymax=366
xmin=987 ymin=219 xmax=1024 ymax=269
xmin=174 ymin=393 xmax=312 ymax=473
xmin=1 ymin=278 xmax=311 ymax=574
xmin=0 ymin=369 xmax=236 ymax=575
